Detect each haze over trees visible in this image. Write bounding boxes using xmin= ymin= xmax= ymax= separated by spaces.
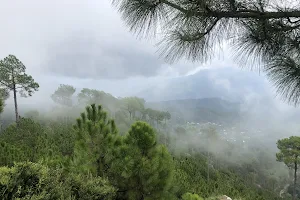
xmin=51 ymin=84 xmax=76 ymax=107
xmin=0 ymin=79 xmax=296 ymax=199
xmin=1 ymin=77 xmax=299 ymax=199
xmin=1 ymin=1 xmax=300 ymax=199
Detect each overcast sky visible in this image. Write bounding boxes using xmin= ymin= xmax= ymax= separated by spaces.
xmin=0 ymin=1 xmax=233 ymax=95
xmin=0 ymin=0 xmax=298 ymax=114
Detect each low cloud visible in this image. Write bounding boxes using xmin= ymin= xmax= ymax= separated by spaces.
xmin=44 ymin=34 xmax=164 ymax=79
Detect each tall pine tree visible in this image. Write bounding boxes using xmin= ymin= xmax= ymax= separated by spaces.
xmin=72 ymin=104 xmax=121 ymax=176
xmin=0 ymin=55 xmax=39 ymax=122
xmin=109 ymin=121 xmax=174 ymax=200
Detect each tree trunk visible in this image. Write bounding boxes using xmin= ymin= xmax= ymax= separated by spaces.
xmin=97 ymin=157 xmax=103 ymax=177
xmin=13 ymin=84 xmax=19 ymax=123
xmin=207 ymin=151 xmax=210 ymax=183
xmin=294 ymin=159 xmax=298 ymax=200
xmin=0 ymin=115 xmax=2 ymax=132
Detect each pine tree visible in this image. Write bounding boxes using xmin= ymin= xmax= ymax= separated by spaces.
xmin=122 ymin=97 xmax=145 ymax=120
xmin=51 ymin=84 xmax=76 ymax=107
xmin=0 ymin=55 xmax=39 ymax=122
xmin=112 ymin=0 xmax=300 ymax=106
xmin=110 ymin=121 xmax=174 ymax=200
xmin=276 ymin=136 xmax=300 ymax=200
xmin=72 ymin=104 xmax=121 ymax=176
xmin=77 ymin=88 xmax=102 ymax=105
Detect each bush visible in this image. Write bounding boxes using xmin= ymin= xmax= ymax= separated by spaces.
xmin=182 ymin=192 xmax=204 ymax=200
xmin=0 ymin=161 xmax=116 ymax=200
xmin=67 ymin=173 xmax=116 ymax=200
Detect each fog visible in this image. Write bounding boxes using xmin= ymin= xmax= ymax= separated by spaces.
xmin=1 ymin=1 xmax=300 ymax=182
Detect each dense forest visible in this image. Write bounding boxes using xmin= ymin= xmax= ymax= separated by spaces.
xmin=0 ymin=57 xmax=299 ymax=199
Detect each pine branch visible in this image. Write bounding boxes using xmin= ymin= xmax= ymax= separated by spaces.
xmin=0 ymin=80 xmax=12 ymax=90
xmin=180 ymin=17 xmax=220 ymax=42
xmin=112 ymin=0 xmax=300 ymax=105
xmin=160 ymin=0 xmax=300 ymax=19
xmin=265 ymin=55 xmax=300 ymax=106
xmin=228 ymin=0 xmax=237 ymax=11
xmin=287 ymin=18 xmax=300 ymax=24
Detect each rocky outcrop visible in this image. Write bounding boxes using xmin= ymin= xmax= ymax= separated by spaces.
xmin=219 ymin=195 xmax=232 ymax=200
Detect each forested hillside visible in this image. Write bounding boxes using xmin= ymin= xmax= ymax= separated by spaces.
xmin=137 ymin=67 xmax=266 ymax=102
xmin=1 ymin=0 xmax=300 ymax=199
xmin=0 ymin=78 xmax=297 ymax=199
xmin=147 ymin=98 xmax=241 ymax=125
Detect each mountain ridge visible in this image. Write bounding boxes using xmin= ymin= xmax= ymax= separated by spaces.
xmin=146 ymin=97 xmax=242 ymax=125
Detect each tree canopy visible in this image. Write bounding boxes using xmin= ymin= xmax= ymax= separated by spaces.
xmin=51 ymin=84 xmax=76 ymax=107
xmin=277 ymin=136 xmax=300 ymax=168
xmin=0 ymin=88 xmax=9 ymax=101
xmin=0 ymin=55 xmax=39 ymax=122
xmin=122 ymin=97 xmax=145 ymax=119
xmin=276 ymin=136 xmax=300 ymax=200
xmin=0 ymin=55 xmax=39 ymax=97
xmin=112 ymin=0 xmax=300 ymax=106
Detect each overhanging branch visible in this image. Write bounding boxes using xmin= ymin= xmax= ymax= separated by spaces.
xmin=180 ymin=17 xmax=220 ymax=42
xmin=211 ymin=10 xmax=300 ymax=19
xmin=162 ymin=0 xmax=300 ymax=20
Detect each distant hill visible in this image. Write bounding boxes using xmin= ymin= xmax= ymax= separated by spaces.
xmin=137 ymin=67 xmax=268 ymax=102
xmin=137 ymin=67 xmax=269 ymax=125
xmin=146 ymin=98 xmax=242 ymax=125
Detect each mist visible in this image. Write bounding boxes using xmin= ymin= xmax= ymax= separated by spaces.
xmin=1 ymin=1 xmax=300 ymax=199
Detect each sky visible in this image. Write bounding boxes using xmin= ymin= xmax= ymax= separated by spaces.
xmin=0 ymin=0 xmax=298 ymax=113
xmin=0 ymin=1 xmax=233 ymax=97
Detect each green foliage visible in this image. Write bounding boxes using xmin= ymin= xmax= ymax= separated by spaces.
xmin=0 ymin=88 xmax=9 ymax=100
xmin=77 ymin=88 xmax=103 ymax=104
xmin=276 ymin=136 xmax=300 ymax=200
xmin=0 ymin=118 xmax=74 ymax=169
xmin=51 ymin=84 xmax=76 ymax=107
xmin=0 ymin=55 xmax=39 ymax=97
xmin=182 ymin=192 xmax=203 ymax=200
xmin=0 ymin=88 xmax=9 ymax=114
xmin=109 ymin=121 xmax=174 ymax=200
xmin=0 ymin=55 xmax=39 ymax=122
xmin=276 ymin=136 xmax=300 ymax=168
xmin=0 ymin=98 xmax=291 ymax=200
xmin=0 ymin=118 xmax=51 ymax=164
xmin=170 ymin=153 xmax=282 ymax=200
xmin=65 ymin=173 xmax=117 ymax=200
xmin=122 ymin=97 xmax=145 ymax=119
xmin=0 ymin=161 xmax=69 ymax=199
xmin=0 ymin=161 xmax=116 ymax=200
xmin=143 ymin=108 xmax=171 ymax=128
xmin=72 ymin=104 xmax=120 ymax=176
xmin=46 ymin=121 xmax=76 ymax=157
xmin=77 ymin=88 xmax=121 ymax=113
xmin=0 ymin=141 xmax=25 ymax=166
